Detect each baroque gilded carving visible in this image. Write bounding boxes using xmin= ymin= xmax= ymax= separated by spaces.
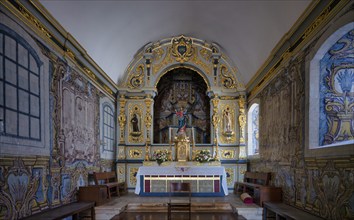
xmin=238 ymin=96 xmax=246 ymax=144
xmin=221 ymin=150 xmax=235 ymax=159
xmin=129 ymin=167 xmax=139 ymax=186
xmin=128 ymin=64 xmax=144 ymax=89
xmin=191 ymin=48 xmax=212 ymax=75
xmin=225 ymin=167 xmax=234 ymax=186
xmin=211 ymin=97 xmax=220 ymax=129
xmin=171 ymin=35 xmax=194 ymax=63
xmin=18 ymin=4 xmax=52 ymax=38
xmin=118 ymin=97 xmax=127 ymax=144
xmin=220 ymin=64 xmax=237 ymax=89
xmin=129 ymin=149 xmax=143 ymax=159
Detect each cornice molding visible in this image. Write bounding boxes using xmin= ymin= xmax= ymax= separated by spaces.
xmin=1 ymin=0 xmax=118 ymax=99
xmin=246 ymin=0 xmax=351 ymax=100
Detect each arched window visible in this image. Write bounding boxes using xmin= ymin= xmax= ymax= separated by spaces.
xmin=247 ymin=103 xmax=259 ymax=156
xmin=309 ymin=23 xmax=354 ymax=150
xmin=102 ymin=105 xmax=114 ymax=151
xmin=0 ymin=24 xmax=42 ymax=140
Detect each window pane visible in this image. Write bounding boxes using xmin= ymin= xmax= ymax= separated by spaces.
xmin=5 ymin=84 xmax=17 ymax=110
xmin=29 ymin=55 xmax=38 ymax=73
xmin=0 ymin=81 xmax=3 ymax=106
xmin=4 ymin=36 xmax=16 ymax=61
xmin=18 ymin=44 xmax=28 ymax=67
xmin=0 ymin=107 xmax=3 ymax=133
xmin=18 ymin=67 xmax=28 ymax=90
xmin=18 ymin=90 xmax=29 ymax=114
xmin=5 ymin=109 xmax=17 ymax=135
xmin=30 ymin=117 xmax=40 ymax=139
xmin=5 ymin=59 xmax=16 ymax=85
xmin=0 ymin=107 xmax=3 ymax=121
xmin=30 ymin=95 xmax=39 ymax=117
xmin=111 ymin=128 xmax=114 ymax=139
xmin=19 ymin=113 xmax=29 ymax=138
xmin=0 ymin=55 xmax=3 ymax=79
xmin=30 ymin=73 xmax=39 ymax=95
xmin=106 ymin=139 xmax=111 ymax=150
xmin=0 ymin=33 xmax=3 ymax=53
xmin=110 ymin=117 xmax=114 ymax=127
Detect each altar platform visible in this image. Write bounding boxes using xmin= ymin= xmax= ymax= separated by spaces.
xmin=94 ymin=192 xmax=263 ymax=220
xmin=134 ymin=161 xmax=229 ymax=196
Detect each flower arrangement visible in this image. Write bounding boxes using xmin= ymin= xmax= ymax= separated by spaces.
xmin=152 ymin=149 xmax=169 ymax=165
xmin=195 ymin=149 xmax=214 ymax=163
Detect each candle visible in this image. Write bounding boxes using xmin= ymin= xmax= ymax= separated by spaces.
xmin=192 ymin=127 xmax=195 ymax=145
xmin=169 ymin=127 xmax=172 ymax=143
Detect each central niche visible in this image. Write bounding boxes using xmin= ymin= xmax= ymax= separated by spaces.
xmin=153 ymin=68 xmax=210 ymax=144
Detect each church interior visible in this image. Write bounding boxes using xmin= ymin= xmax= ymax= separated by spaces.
xmin=0 ymin=0 xmax=353 ymax=219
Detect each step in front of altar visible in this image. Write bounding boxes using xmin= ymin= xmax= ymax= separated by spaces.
xmin=125 ymin=202 xmax=233 ymax=212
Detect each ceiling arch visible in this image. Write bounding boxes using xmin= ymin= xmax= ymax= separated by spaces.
xmin=39 ymin=0 xmax=312 ymax=85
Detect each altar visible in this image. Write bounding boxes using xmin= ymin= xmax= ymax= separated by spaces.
xmin=134 ymin=162 xmax=229 ymax=196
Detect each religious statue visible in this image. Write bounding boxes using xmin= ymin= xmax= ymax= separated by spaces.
xmin=222 ymin=108 xmax=234 ymax=139
xmin=131 ymin=114 xmax=140 ymax=133
xmin=174 ymin=107 xmax=190 ymax=161
xmin=223 ymin=109 xmax=232 ymax=132
xmin=175 ymin=107 xmax=188 ymax=137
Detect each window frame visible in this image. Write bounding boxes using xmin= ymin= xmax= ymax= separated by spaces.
xmin=102 ymin=104 xmax=115 ymax=152
xmin=305 ymin=22 xmax=354 ymax=158
xmin=0 ymin=19 xmax=50 ymax=157
xmin=247 ymin=102 xmax=260 ymax=157
xmin=0 ymin=29 xmax=42 ymax=141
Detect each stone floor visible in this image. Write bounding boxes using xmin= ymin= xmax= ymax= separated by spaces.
xmin=94 ymin=192 xmax=263 ymax=220
xmin=111 ymin=212 xmax=247 ymax=220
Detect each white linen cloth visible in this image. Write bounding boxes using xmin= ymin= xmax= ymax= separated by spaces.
xmin=134 ymin=165 xmax=229 ymax=195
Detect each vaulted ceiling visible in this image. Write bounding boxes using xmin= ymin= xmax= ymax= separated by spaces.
xmin=39 ymin=0 xmax=312 ymax=86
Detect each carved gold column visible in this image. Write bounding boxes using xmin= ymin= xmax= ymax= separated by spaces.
xmin=144 ymin=95 xmax=153 ymax=161
xmin=118 ymin=95 xmax=127 ymax=159
xmin=238 ymin=95 xmax=246 ymax=145
xmin=212 ymin=95 xmax=220 ymax=161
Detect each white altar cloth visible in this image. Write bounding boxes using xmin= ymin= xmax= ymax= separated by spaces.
xmin=134 ymin=165 xmax=229 ymax=195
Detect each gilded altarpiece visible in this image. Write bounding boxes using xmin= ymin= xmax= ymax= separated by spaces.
xmin=117 ymin=35 xmax=247 ymax=190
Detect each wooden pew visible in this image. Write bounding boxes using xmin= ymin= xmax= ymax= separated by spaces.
xmin=21 ymin=201 xmax=95 ymax=220
xmin=93 ymin=171 xmax=127 ymax=199
xmin=263 ymin=202 xmax=324 ymax=220
xmin=234 ymin=171 xmax=271 ymax=193
xmin=235 ymin=171 xmax=281 ymax=206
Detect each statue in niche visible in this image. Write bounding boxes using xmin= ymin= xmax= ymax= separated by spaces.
xmin=224 ymin=109 xmax=232 ymax=132
xmin=131 ymin=114 xmax=140 ymax=132
xmin=222 ymin=108 xmax=234 ymax=139
xmin=131 ymin=113 xmax=142 ymax=138
xmin=175 ymin=107 xmax=188 ymax=137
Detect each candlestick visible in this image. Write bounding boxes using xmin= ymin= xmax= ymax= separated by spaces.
xmin=169 ymin=127 xmax=172 ymax=161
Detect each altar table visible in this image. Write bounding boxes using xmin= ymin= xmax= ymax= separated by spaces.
xmin=134 ymin=163 xmax=229 ymax=196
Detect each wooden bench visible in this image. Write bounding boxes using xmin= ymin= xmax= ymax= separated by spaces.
xmin=234 ymin=171 xmax=271 ymax=193
xmin=21 ymin=201 xmax=95 ymax=220
xmin=234 ymin=172 xmax=282 ymax=206
xmin=93 ymin=171 xmax=127 ymax=199
xmin=263 ymin=202 xmax=324 ymax=220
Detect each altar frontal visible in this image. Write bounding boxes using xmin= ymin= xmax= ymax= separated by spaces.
xmin=135 ymin=162 xmax=228 ymax=196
